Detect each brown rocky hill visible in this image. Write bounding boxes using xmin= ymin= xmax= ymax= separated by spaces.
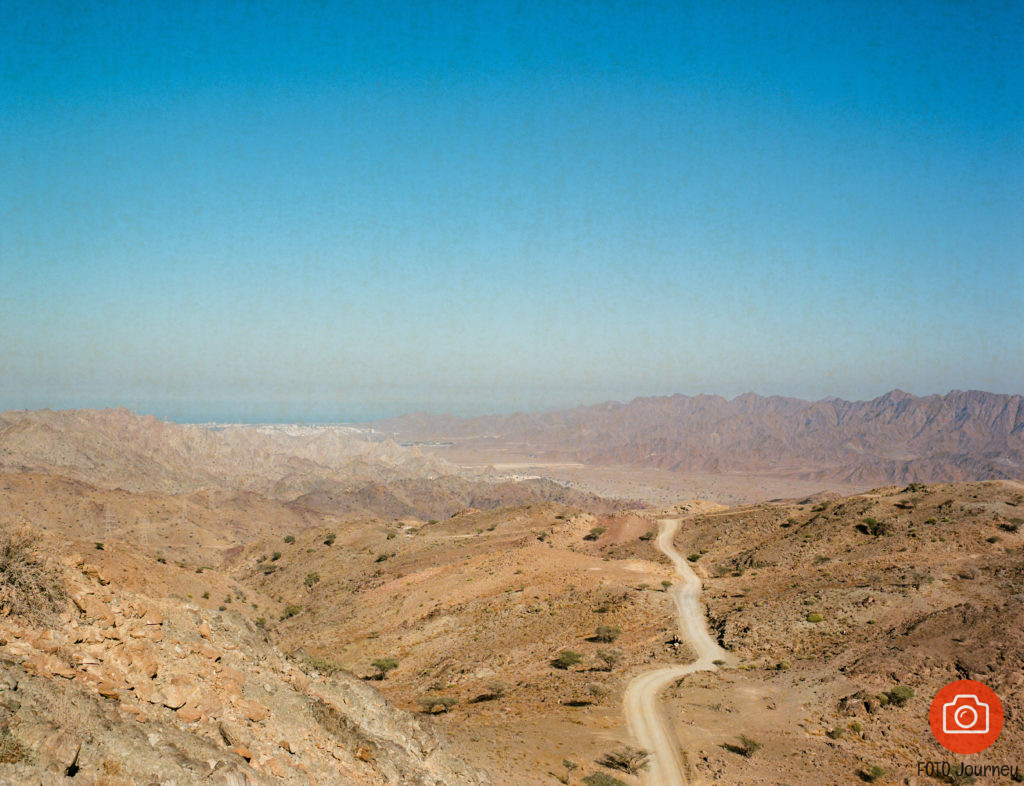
xmin=0 ymin=409 xmax=621 ymax=522
xmin=0 ymin=519 xmax=490 ymax=785
xmin=230 ymin=480 xmax=1024 ymax=784
xmin=374 ymin=389 xmax=1024 ymax=484
xmin=666 ymin=479 xmax=1024 ymax=784
xmin=0 ymin=408 xmax=450 ymax=496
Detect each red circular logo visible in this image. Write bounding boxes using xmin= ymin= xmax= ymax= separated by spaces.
xmin=929 ymin=680 xmax=1003 ymax=754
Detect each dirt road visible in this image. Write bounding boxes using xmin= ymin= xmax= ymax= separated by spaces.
xmin=623 ymin=518 xmax=733 ymax=786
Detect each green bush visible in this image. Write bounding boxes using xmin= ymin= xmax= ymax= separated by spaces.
xmin=284 ymin=535 xmax=296 ymax=544
xmin=725 ymin=734 xmax=762 ymax=757
xmin=551 ymin=650 xmax=583 ymax=670
xmin=583 ymin=526 xmax=607 ymax=541
xmin=304 ymin=572 xmax=320 ymax=588
xmin=375 ymin=553 xmax=389 ymax=562
xmin=598 ymin=746 xmax=649 ymax=774
xmin=371 ymin=657 xmax=398 ymax=679
xmin=859 ymin=764 xmax=886 ymax=782
xmin=687 ymin=553 xmax=701 ymax=562
xmin=806 ymin=612 xmax=824 ymax=623
xmin=281 ymin=604 xmax=302 ymax=619
xmin=323 ymin=533 xmax=336 ymax=546
xmin=271 ymin=551 xmax=282 ymax=561
xmin=885 ymin=685 xmax=914 ymax=707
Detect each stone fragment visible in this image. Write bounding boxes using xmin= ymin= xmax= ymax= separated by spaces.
xmin=218 ymin=721 xmax=245 ymax=748
xmin=162 ymin=684 xmax=189 ymax=709
xmin=177 ymin=705 xmax=203 ymax=723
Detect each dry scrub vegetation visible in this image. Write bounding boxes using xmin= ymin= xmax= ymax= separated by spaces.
xmin=0 ymin=527 xmax=67 ymax=624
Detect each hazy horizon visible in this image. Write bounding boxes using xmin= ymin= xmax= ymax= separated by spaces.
xmin=3 ymin=2 xmax=1021 ymax=416
xmin=3 ymin=385 xmax=1020 ymax=427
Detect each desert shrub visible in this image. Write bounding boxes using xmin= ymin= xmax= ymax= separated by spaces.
xmin=304 ymin=655 xmax=344 ymax=675
xmin=371 ymin=657 xmax=398 ymax=679
xmin=262 ymin=565 xmax=278 ymax=575
xmin=858 ymin=517 xmax=890 ymax=536
xmin=859 ymin=764 xmax=886 ymax=782
xmin=375 ymin=553 xmax=389 ymax=562
xmin=687 ymin=553 xmax=701 ymax=562
xmin=849 ymin=721 xmax=863 ymax=733
xmin=0 ymin=529 xmax=67 ymax=624
xmin=725 ymin=734 xmax=763 ymax=757
xmin=281 ymin=604 xmax=302 ymax=619
xmin=271 ymin=551 xmax=282 ymax=561
xmin=885 ymin=686 xmax=914 ymax=707
xmin=0 ymin=728 xmax=30 ymax=764
xmin=582 ymin=774 xmax=627 ymax=786
xmin=428 ymin=519 xmax=439 ymax=525
xmin=598 ymin=746 xmax=649 ymax=774
xmin=201 ymin=591 xmax=210 ymax=599
xmin=958 ymin=566 xmax=978 ymax=580
xmin=254 ymin=617 xmax=267 ymax=629
xmin=596 ymin=648 xmax=622 ymax=670
xmin=483 ymin=680 xmax=506 ymax=698
xmin=583 ymin=526 xmax=606 ymax=541
xmin=284 ymin=535 xmax=295 ymax=544
xmin=304 ymin=572 xmax=320 ymax=588
xmin=551 ymin=650 xmax=583 ymax=670
xmin=999 ymin=521 xmax=1021 ymax=533
xmin=583 ymin=682 xmax=609 ymax=702
xmin=418 ymin=694 xmax=457 ymax=713
xmin=775 ymin=660 xmax=791 ymax=670
xmin=323 ymin=533 xmax=336 ymax=546
xmin=593 ymin=625 xmax=621 ymax=643
xmin=638 ymin=530 xmax=654 ymax=541
xmin=806 ymin=612 xmax=824 ymax=623
xmin=826 ymin=727 xmax=844 ymax=739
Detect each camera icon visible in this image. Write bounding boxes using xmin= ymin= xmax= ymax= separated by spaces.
xmin=942 ymin=694 xmax=990 ymax=734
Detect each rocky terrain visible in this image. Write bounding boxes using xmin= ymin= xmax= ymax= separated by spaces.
xmin=0 ymin=524 xmax=490 ymax=785
xmin=0 ymin=409 xmax=621 ymax=522
xmin=665 ymin=479 xmax=1024 ymax=784
xmin=374 ymin=389 xmax=1024 ymax=486
xmin=2 ymin=409 xmax=1023 ymax=784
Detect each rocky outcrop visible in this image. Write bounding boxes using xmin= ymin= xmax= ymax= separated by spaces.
xmin=0 ymin=538 xmax=490 ymax=785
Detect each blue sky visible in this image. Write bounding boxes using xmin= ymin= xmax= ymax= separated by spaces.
xmin=1 ymin=1 xmax=1021 ymax=421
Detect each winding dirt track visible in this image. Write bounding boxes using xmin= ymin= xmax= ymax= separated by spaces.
xmin=624 ymin=518 xmax=733 ymax=786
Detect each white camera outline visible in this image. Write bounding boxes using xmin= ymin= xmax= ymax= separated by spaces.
xmin=941 ymin=694 xmax=990 ymax=735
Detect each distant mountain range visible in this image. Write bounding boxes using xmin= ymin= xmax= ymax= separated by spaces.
xmin=0 ymin=408 xmax=618 ymax=519
xmin=373 ymin=390 xmax=1024 ymax=484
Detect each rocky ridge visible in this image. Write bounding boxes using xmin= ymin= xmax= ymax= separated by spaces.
xmin=0 ymin=528 xmax=490 ymax=785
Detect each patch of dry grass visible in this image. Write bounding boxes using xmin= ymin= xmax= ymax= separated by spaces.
xmin=0 ymin=528 xmax=67 ymax=624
